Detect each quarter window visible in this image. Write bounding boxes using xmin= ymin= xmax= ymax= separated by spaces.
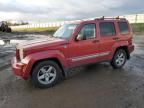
xmin=118 ymin=22 xmax=129 ymax=34
xmin=100 ymin=22 xmax=116 ymax=36
xmin=79 ymin=24 xmax=96 ymax=40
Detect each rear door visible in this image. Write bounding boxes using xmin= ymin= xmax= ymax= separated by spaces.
xmin=98 ymin=21 xmax=118 ymax=60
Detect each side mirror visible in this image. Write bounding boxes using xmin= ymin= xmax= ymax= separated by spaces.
xmin=76 ymin=34 xmax=83 ymax=41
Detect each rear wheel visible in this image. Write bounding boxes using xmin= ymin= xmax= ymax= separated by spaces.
xmin=111 ymin=49 xmax=127 ymax=69
xmin=32 ymin=60 xmax=62 ymax=88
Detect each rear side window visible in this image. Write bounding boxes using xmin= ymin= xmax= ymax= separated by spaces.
xmin=118 ymin=22 xmax=129 ymax=34
xmin=100 ymin=22 xmax=116 ymax=36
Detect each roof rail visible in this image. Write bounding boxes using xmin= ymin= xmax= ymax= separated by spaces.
xmin=95 ymin=16 xmax=126 ymax=20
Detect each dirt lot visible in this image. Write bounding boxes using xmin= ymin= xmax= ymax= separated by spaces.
xmin=0 ymin=32 xmax=144 ymax=108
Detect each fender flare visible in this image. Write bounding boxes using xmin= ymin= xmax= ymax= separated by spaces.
xmin=21 ymin=50 xmax=68 ymax=79
xmin=110 ymin=41 xmax=129 ymax=59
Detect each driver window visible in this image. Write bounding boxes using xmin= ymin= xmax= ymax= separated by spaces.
xmin=79 ymin=24 xmax=96 ymax=40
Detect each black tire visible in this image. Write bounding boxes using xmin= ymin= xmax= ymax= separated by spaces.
xmin=32 ymin=60 xmax=62 ymax=88
xmin=2 ymin=28 xmax=5 ymax=32
xmin=7 ymin=28 xmax=12 ymax=32
xmin=111 ymin=49 xmax=127 ymax=69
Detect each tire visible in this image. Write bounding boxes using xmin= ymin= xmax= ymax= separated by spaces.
xmin=7 ymin=28 xmax=12 ymax=32
xmin=2 ymin=28 xmax=5 ymax=32
xmin=32 ymin=60 xmax=62 ymax=88
xmin=111 ymin=49 xmax=127 ymax=69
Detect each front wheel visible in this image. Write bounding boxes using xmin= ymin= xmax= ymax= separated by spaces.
xmin=32 ymin=61 xmax=62 ymax=88
xmin=7 ymin=28 xmax=12 ymax=32
xmin=111 ymin=49 xmax=127 ymax=69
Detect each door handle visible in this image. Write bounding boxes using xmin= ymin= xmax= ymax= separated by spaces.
xmin=113 ymin=37 xmax=119 ymax=40
xmin=92 ymin=40 xmax=100 ymax=43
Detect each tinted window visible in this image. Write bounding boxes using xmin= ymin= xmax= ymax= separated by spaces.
xmin=79 ymin=24 xmax=96 ymax=40
xmin=118 ymin=22 xmax=129 ymax=34
xmin=100 ymin=22 xmax=116 ymax=36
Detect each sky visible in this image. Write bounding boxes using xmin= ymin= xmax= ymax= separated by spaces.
xmin=0 ymin=0 xmax=144 ymax=22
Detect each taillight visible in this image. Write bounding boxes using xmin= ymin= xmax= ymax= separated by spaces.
xmin=16 ymin=48 xmax=20 ymax=61
xmin=129 ymin=39 xmax=132 ymax=45
xmin=128 ymin=36 xmax=133 ymax=45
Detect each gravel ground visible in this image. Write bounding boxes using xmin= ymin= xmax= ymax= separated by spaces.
xmin=0 ymin=32 xmax=144 ymax=108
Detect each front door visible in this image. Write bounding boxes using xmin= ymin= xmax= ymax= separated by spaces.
xmin=68 ymin=23 xmax=100 ymax=67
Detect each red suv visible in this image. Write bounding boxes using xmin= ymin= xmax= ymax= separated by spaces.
xmin=11 ymin=17 xmax=134 ymax=88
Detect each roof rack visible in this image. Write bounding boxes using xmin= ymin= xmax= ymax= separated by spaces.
xmin=95 ymin=16 xmax=126 ymax=20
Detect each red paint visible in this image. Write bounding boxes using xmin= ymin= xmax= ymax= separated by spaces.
xmin=11 ymin=18 xmax=134 ymax=79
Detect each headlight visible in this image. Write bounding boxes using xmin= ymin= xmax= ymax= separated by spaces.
xmin=16 ymin=48 xmax=20 ymax=61
xmin=16 ymin=45 xmax=24 ymax=61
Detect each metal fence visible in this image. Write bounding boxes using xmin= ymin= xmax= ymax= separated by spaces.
xmin=10 ymin=14 xmax=144 ymax=29
xmin=10 ymin=20 xmax=81 ymax=29
xmin=122 ymin=14 xmax=144 ymax=23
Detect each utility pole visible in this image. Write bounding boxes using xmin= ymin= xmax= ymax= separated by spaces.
xmin=135 ymin=14 xmax=138 ymax=23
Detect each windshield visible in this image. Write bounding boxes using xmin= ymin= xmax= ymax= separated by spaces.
xmin=53 ymin=24 xmax=77 ymax=39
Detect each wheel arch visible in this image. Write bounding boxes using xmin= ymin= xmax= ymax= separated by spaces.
xmin=30 ymin=58 xmax=66 ymax=78
xmin=114 ymin=46 xmax=130 ymax=59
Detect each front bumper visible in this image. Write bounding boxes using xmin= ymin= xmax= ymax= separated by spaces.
xmin=11 ymin=57 xmax=27 ymax=80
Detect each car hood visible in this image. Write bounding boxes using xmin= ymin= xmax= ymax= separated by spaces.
xmin=17 ymin=37 xmax=68 ymax=51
